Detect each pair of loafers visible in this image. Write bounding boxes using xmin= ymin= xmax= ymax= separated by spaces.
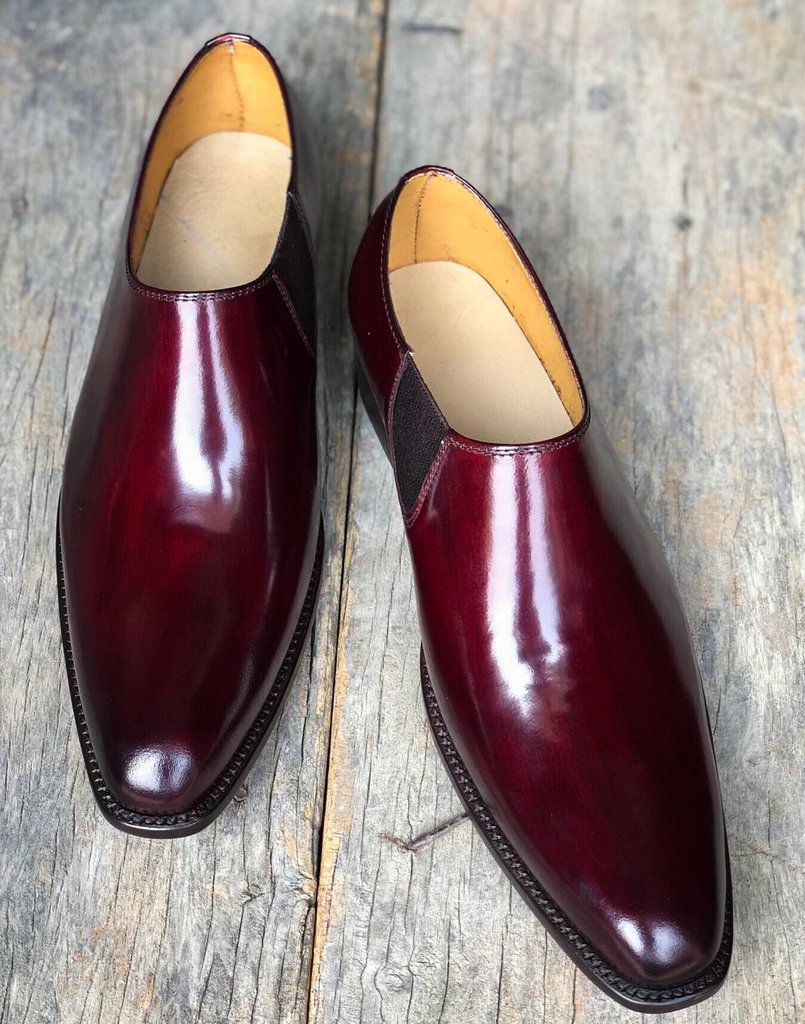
xmin=58 ymin=33 xmax=732 ymax=1012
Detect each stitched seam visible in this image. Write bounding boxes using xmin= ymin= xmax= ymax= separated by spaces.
xmin=447 ymin=406 xmax=591 ymax=457
xmin=404 ymin=437 xmax=448 ymax=528
xmin=273 ymin=271 xmax=315 ymax=358
xmin=386 ymin=356 xmax=407 ymax=492
xmin=227 ymin=41 xmax=245 ymax=130
xmin=391 ymin=357 xmax=449 ymax=524
xmin=412 ymin=173 xmax=432 ymax=265
xmin=126 ymin=194 xmax=303 ymax=301
xmin=125 ymin=263 xmax=273 ymax=301
xmin=379 ymin=189 xmax=408 ymax=356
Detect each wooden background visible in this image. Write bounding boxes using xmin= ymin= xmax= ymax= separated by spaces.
xmin=1 ymin=0 xmax=803 ymax=1021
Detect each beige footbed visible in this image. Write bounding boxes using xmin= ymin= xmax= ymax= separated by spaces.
xmin=137 ymin=132 xmax=291 ymax=291
xmin=130 ymin=37 xmax=292 ymax=291
xmin=391 ymin=263 xmax=573 ymax=444
xmin=388 ymin=172 xmax=584 ymax=444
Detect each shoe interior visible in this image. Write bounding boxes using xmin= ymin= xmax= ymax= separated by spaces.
xmin=131 ymin=38 xmax=291 ymax=292
xmin=388 ymin=171 xmax=585 ymax=444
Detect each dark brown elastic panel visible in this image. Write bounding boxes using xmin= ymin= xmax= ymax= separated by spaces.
xmin=274 ymin=195 xmax=316 ymax=348
xmin=391 ymin=356 xmax=449 ymax=517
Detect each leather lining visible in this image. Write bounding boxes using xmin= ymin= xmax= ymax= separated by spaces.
xmin=388 ymin=171 xmax=584 ymax=442
xmin=390 ymin=262 xmax=572 ymax=443
xmin=137 ymin=132 xmax=291 ymax=291
xmin=131 ymin=38 xmax=291 ymax=289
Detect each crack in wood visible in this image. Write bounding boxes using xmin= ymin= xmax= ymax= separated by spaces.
xmin=402 ymin=22 xmax=462 ymax=36
xmin=380 ymin=812 xmax=469 ymax=853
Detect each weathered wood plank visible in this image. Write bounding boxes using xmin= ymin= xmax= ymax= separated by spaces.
xmin=0 ymin=1 xmax=385 ymax=1022
xmin=310 ymin=1 xmax=805 ymax=1022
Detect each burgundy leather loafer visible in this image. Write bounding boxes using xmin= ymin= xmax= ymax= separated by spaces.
xmin=349 ymin=167 xmax=731 ymax=1011
xmin=58 ymin=34 xmax=322 ymax=837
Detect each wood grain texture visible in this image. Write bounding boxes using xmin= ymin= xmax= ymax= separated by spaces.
xmin=311 ymin=1 xmax=805 ymax=1023
xmin=1 ymin=1 xmax=803 ymax=1022
xmin=0 ymin=1 xmax=384 ymax=1021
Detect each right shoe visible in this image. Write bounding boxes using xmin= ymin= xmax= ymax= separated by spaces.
xmin=349 ymin=165 xmax=731 ymax=1012
xmin=58 ymin=34 xmax=322 ymax=837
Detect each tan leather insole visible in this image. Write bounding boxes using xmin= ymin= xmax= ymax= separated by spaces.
xmin=390 ymin=262 xmax=573 ymax=444
xmin=137 ymin=131 xmax=291 ymax=291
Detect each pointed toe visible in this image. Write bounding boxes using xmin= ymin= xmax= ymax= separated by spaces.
xmin=606 ymin=908 xmax=726 ymax=987
xmin=58 ymin=519 xmax=322 ymax=837
xmin=104 ymin=741 xmax=206 ymax=816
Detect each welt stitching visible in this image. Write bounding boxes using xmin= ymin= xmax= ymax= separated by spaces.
xmin=272 ymin=271 xmax=315 ymax=358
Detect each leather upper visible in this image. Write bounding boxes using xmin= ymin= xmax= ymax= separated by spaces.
xmin=59 ymin=36 xmax=320 ymax=817
xmin=349 ymin=167 xmax=729 ymax=990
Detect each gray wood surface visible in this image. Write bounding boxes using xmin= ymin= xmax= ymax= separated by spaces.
xmin=1 ymin=1 xmax=802 ymax=1023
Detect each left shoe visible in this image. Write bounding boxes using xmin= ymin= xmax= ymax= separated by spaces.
xmin=58 ymin=34 xmax=322 ymax=837
xmin=349 ymin=165 xmax=732 ymax=1012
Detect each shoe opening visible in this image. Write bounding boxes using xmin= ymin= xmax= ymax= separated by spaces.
xmin=130 ymin=36 xmax=292 ymax=291
xmin=387 ymin=170 xmax=585 ymax=444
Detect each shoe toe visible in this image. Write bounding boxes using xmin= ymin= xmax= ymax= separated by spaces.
xmin=106 ymin=740 xmax=208 ymax=815
xmin=607 ymin=908 xmax=725 ymax=987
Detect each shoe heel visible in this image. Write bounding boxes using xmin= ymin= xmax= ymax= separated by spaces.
xmin=354 ymin=349 xmax=391 ymax=460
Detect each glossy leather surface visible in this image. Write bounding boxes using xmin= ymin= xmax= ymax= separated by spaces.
xmin=59 ymin=35 xmax=320 ymax=819
xmin=349 ymin=167 xmax=729 ymax=994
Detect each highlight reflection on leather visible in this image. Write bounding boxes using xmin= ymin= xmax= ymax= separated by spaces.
xmin=170 ymin=303 xmax=246 ymax=520
xmin=349 ymin=165 xmax=731 ymax=1008
xmin=58 ymin=35 xmax=321 ymax=832
xmin=408 ymin=418 xmax=726 ymax=988
xmin=61 ymin=276 xmax=318 ymax=815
